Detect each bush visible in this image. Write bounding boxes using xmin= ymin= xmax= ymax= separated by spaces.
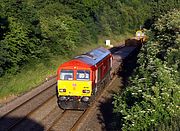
xmin=0 ymin=0 xmax=153 ymax=76
xmin=113 ymin=9 xmax=180 ymax=130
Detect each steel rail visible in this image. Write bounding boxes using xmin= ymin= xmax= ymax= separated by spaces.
xmin=0 ymin=82 xmax=56 ymax=130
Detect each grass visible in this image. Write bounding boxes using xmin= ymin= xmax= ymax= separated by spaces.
xmin=0 ymin=33 xmax=132 ymax=101
xmin=98 ymin=32 xmax=133 ymax=47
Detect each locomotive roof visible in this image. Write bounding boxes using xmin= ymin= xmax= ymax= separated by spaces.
xmin=74 ymin=47 xmax=111 ymax=66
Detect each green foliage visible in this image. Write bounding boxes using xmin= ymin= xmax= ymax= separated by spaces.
xmin=0 ymin=0 xmax=48 ymax=76
xmin=113 ymin=9 xmax=180 ymax=130
xmin=154 ymin=9 xmax=180 ymax=83
xmin=2 ymin=0 xmax=178 ymax=77
xmin=0 ymin=17 xmax=47 ymax=75
xmin=150 ymin=0 xmax=180 ymax=19
xmin=0 ymin=0 xmax=153 ymax=76
xmin=37 ymin=2 xmax=91 ymax=55
xmin=1 ymin=17 xmax=30 ymax=73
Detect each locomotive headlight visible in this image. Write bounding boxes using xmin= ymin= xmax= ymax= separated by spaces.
xmin=59 ymin=89 xmax=66 ymax=92
xmin=82 ymin=90 xmax=90 ymax=93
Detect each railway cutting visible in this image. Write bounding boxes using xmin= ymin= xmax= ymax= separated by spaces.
xmin=0 ymin=38 xmax=142 ymax=131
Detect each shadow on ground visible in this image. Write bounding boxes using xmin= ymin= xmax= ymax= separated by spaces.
xmin=0 ymin=116 xmax=44 ymax=131
xmin=98 ymin=44 xmax=141 ymax=131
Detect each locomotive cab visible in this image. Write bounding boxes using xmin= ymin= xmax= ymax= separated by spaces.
xmin=56 ymin=47 xmax=112 ymax=110
xmin=57 ymin=60 xmax=94 ymax=110
xmin=58 ymin=69 xmax=92 ymax=101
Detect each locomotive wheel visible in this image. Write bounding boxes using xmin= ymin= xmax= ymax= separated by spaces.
xmin=58 ymin=100 xmax=89 ymax=110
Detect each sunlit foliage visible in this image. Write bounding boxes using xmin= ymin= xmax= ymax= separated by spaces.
xmin=113 ymin=9 xmax=180 ymax=130
xmin=0 ymin=0 xmax=153 ymax=76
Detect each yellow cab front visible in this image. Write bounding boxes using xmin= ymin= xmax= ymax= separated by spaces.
xmin=57 ymin=69 xmax=92 ymax=97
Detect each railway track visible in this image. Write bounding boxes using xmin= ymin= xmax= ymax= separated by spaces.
xmin=48 ymin=110 xmax=85 ymax=131
xmin=0 ymin=43 xmax=140 ymax=131
xmin=0 ymin=78 xmax=57 ymax=130
xmin=45 ymin=75 xmax=117 ymax=131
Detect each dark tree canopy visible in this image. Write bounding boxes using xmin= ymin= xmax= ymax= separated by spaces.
xmin=0 ymin=0 xmax=179 ymax=76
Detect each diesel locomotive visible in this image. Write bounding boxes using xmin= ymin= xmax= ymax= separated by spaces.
xmin=56 ymin=47 xmax=112 ymax=110
xmin=135 ymin=29 xmax=147 ymax=43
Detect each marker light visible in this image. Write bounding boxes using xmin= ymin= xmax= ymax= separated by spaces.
xmin=59 ymin=89 xmax=66 ymax=92
xmin=82 ymin=90 xmax=90 ymax=93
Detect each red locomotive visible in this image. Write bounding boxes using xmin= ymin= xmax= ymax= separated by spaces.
xmin=57 ymin=47 xmax=112 ymax=110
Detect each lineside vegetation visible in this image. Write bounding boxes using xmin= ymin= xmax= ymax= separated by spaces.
xmin=0 ymin=0 xmax=151 ymax=99
xmin=113 ymin=9 xmax=180 ymax=131
xmin=0 ymin=0 xmax=151 ymax=76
